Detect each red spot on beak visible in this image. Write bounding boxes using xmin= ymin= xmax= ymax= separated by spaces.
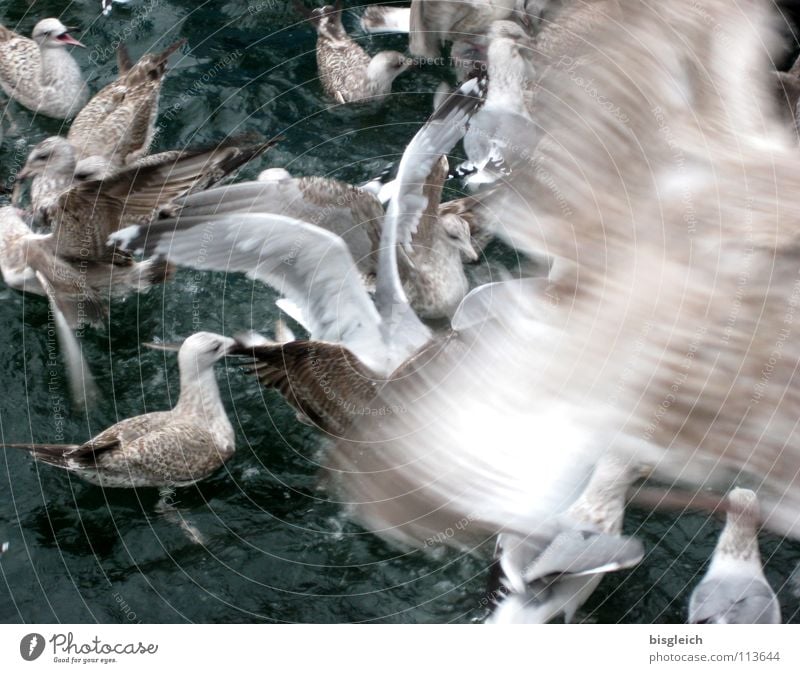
xmin=57 ymin=33 xmax=86 ymax=48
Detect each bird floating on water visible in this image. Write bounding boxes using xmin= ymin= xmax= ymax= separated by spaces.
xmin=0 ymin=18 xmax=88 ymax=119
xmin=299 ymin=1 xmax=414 ymax=104
xmin=4 ymin=332 xmax=238 ymax=488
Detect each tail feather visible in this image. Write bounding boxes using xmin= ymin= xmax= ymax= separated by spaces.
xmin=4 ymin=443 xmax=82 ymax=468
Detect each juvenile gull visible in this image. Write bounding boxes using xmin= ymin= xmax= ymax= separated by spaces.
xmin=399 ymin=154 xmax=478 ymax=318
xmin=0 ymin=205 xmax=105 ymax=406
xmin=3 ymin=332 xmax=237 ymax=488
xmin=67 ymin=40 xmax=186 ymax=170
xmin=0 ymin=19 xmax=88 ymax=119
xmin=688 ymin=488 xmax=781 ymax=624
xmin=299 ymin=2 xmax=413 ymax=103
xmin=18 ymin=135 xmax=277 ymax=263
xmin=0 ymin=205 xmax=169 ymax=327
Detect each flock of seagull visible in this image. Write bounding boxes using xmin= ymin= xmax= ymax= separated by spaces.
xmin=1 ymin=0 xmax=799 ymax=624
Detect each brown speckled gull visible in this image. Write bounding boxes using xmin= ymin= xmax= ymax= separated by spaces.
xmin=67 ymin=39 xmax=185 ymax=170
xmin=3 ymin=333 xmax=237 ymax=488
xmin=0 ymin=18 xmax=88 ymax=119
xmin=301 ymin=2 xmax=412 ymax=104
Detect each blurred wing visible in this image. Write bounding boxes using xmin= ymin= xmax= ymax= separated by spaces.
xmin=361 ymin=6 xmax=411 ymax=33
xmin=522 ymin=530 xmax=645 ymax=582
xmin=33 ymin=271 xmax=99 ymax=411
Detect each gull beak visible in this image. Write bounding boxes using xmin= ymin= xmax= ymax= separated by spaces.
xmin=459 ymin=237 xmax=480 ymax=262
xmin=143 ymin=341 xmax=182 ymax=353
xmin=58 ymin=31 xmax=86 ymax=48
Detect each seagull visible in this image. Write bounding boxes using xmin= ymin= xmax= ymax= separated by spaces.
xmin=0 ymin=205 xmax=169 ymax=328
xmin=454 ymin=21 xmax=538 ymax=187
xmin=298 ymin=1 xmax=414 ymax=104
xmin=17 ymin=135 xmax=277 ymax=264
xmin=688 ymin=489 xmax=782 ymax=624
xmin=111 ymin=74 xmax=486 ymax=379
xmin=3 ymin=332 xmax=238 ymax=488
xmin=67 ymin=40 xmax=186 ymax=170
xmin=398 ymin=154 xmax=478 ymax=318
xmin=488 ymin=454 xmax=649 ymax=623
xmin=0 ymin=18 xmax=88 ymax=119
xmin=0 ymin=204 xmax=170 ymax=407
xmin=1 ymin=205 xmax=103 ymax=406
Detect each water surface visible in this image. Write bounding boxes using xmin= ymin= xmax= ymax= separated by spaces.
xmin=1 ymin=0 xmax=798 ymax=624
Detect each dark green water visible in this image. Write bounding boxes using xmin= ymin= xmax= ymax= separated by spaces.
xmin=0 ymin=0 xmax=798 ymax=624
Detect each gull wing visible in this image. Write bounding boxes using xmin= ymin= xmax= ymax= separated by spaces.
xmin=112 ymin=212 xmax=392 ymax=372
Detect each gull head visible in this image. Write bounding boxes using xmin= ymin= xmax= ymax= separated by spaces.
xmin=439 ymin=212 xmax=479 ymax=262
xmin=257 ymin=168 xmax=292 ymax=183
xmin=74 ymin=156 xmax=112 ymax=183
xmin=17 ymin=137 xmax=77 ymax=181
xmin=310 ymin=3 xmax=346 ymax=38
xmin=178 ymin=332 xmax=238 ymax=373
xmin=367 ymin=51 xmax=414 ymax=88
xmin=725 ymin=488 xmax=761 ymax=529
xmin=32 ymin=19 xmax=86 ymax=49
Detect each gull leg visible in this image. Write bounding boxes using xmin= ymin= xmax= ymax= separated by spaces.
xmin=155 ymin=486 xmax=207 ymax=545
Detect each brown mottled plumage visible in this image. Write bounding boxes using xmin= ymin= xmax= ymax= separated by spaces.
xmin=234 ymin=339 xmax=381 ymax=437
xmin=0 ymin=18 xmax=87 ymax=118
xmin=18 ymin=136 xmax=277 ymax=263
xmin=233 ymin=327 xmax=459 ymax=438
xmin=4 ymin=333 xmax=237 ymax=488
xmin=67 ymin=40 xmax=186 ymax=168
xmin=400 ymin=155 xmax=478 ymax=318
xmin=302 ymin=3 xmax=412 ymax=103
xmin=0 ymin=205 xmax=170 ymax=328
